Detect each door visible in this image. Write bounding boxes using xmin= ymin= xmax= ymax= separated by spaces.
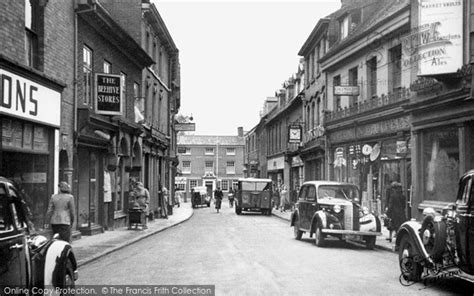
xmin=298 ymin=185 xmax=310 ymax=230
xmin=305 ymin=185 xmax=319 ymax=229
xmin=0 ymin=183 xmax=28 ymax=286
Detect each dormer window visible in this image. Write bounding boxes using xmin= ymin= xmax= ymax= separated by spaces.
xmin=339 ymin=9 xmax=361 ymax=40
xmin=340 ymin=15 xmax=349 ymax=40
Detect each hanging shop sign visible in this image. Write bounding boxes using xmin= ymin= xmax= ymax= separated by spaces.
xmin=370 ymin=143 xmax=381 ymax=162
xmin=411 ymin=0 xmax=463 ymax=75
xmin=95 ymin=73 xmax=122 ymax=116
xmin=288 ymin=124 xmax=302 ymax=143
xmin=0 ymin=69 xmax=61 ymax=127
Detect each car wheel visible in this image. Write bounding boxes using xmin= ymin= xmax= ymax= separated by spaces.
xmin=207 ymin=203 xmax=210 ymax=207
xmin=293 ymin=217 xmax=303 ymax=240
xmin=364 ymin=235 xmax=376 ymax=250
xmin=420 ymin=218 xmax=446 ymax=262
xmin=57 ymin=258 xmax=75 ymax=295
xmin=235 ymin=207 xmax=242 ymax=215
xmin=398 ymin=235 xmax=423 ymax=282
xmin=314 ymin=226 xmax=325 ymax=247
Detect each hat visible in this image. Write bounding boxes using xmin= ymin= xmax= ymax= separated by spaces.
xmin=58 ymin=181 xmax=71 ymax=193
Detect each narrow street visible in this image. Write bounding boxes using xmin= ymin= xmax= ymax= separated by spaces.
xmin=77 ymin=202 xmax=472 ymax=295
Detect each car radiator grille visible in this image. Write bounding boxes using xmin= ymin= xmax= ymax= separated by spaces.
xmin=343 ymin=203 xmax=353 ymax=230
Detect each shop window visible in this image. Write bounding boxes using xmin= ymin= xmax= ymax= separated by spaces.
xmin=221 ymin=180 xmax=229 ymax=191
xmin=423 ymin=127 xmax=459 ymax=202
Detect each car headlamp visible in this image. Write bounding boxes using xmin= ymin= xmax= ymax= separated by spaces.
xmin=333 ymin=204 xmax=341 ymax=213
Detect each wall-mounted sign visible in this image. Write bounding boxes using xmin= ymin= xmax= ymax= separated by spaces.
xmin=175 ymin=123 xmax=196 ymax=131
xmin=95 ymin=73 xmax=122 ymax=116
xmin=416 ymin=0 xmax=463 ymax=75
xmin=288 ymin=124 xmax=302 ymax=143
xmin=334 ymin=85 xmax=360 ymax=96
xmin=0 ymin=69 xmax=61 ymax=127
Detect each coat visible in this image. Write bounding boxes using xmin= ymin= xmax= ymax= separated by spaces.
xmin=46 ymin=193 xmax=75 ymax=225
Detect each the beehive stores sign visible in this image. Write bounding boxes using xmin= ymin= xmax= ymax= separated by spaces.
xmin=95 ymin=73 xmax=122 ymax=115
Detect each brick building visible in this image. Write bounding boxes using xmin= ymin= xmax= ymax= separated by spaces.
xmin=177 ymin=129 xmax=245 ymax=198
xmin=0 ymin=0 xmax=74 ymax=231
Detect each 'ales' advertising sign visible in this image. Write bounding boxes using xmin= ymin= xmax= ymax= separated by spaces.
xmin=95 ymin=73 xmax=122 ymax=116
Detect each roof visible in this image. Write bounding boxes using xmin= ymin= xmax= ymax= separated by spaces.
xmin=178 ymin=135 xmax=245 ymax=146
xmin=302 ymin=180 xmax=359 ymax=188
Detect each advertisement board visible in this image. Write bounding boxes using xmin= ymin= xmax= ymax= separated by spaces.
xmin=416 ymin=0 xmax=463 ymax=75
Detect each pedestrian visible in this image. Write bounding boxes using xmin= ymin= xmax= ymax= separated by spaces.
xmin=162 ymin=186 xmax=169 ymax=218
xmin=385 ymin=181 xmax=406 ymax=242
xmin=134 ymin=182 xmax=150 ymax=229
xmin=214 ymin=187 xmax=223 ymax=213
xmin=45 ymin=181 xmax=75 ymax=243
xmin=228 ymin=187 xmax=235 ymax=208
xmin=272 ymin=183 xmax=280 ymax=210
xmin=174 ymin=186 xmax=181 ymax=208
xmin=280 ymin=185 xmax=289 ymax=212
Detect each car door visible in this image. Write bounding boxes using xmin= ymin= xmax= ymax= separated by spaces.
xmin=305 ymin=185 xmax=318 ymax=228
xmin=297 ymin=185 xmax=309 ymax=230
xmin=0 ymin=183 xmax=28 ymax=286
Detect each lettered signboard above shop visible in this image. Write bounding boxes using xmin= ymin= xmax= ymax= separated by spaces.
xmin=95 ymin=73 xmax=122 ymax=116
xmin=0 ymin=69 xmax=61 ymax=128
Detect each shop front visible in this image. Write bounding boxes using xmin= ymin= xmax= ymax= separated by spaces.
xmin=408 ymin=79 xmax=473 ymax=219
xmin=328 ymin=116 xmax=411 ymax=216
xmin=267 ymin=155 xmax=285 ymax=187
xmin=0 ymin=60 xmax=63 ymax=230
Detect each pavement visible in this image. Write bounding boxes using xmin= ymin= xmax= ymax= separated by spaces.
xmin=71 ymin=201 xmax=396 ymax=268
xmin=72 ymin=201 xmax=194 ymax=267
xmin=271 ymin=208 xmax=396 ymax=252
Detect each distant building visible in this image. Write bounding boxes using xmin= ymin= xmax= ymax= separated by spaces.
xmin=177 ymin=128 xmax=245 ymax=198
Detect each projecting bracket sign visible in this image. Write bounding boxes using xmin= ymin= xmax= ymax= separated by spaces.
xmin=175 ymin=123 xmax=196 ymax=131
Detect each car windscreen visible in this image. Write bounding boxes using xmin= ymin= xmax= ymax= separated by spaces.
xmin=241 ymin=182 xmax=271 ymax=191
xmin=318 ymin=185 xmax=359 ymax=201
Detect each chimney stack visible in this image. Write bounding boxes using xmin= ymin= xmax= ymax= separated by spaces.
xmin=238 ymin=127 xmax=244 ymax=137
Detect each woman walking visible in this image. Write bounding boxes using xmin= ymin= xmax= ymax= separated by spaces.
xmin=45 ymin=181 xmax=75 ymax=243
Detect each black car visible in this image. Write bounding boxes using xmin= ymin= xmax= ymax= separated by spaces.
xmin=0 ymin=177 xmax=78 ymax=289
xmin=397 ymin=170 xmax=474 ymax=283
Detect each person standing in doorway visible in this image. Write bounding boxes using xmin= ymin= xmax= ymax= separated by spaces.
xmin=45 ymin=181 xmax=75 ymax=243
xmin=134 ymin=182 xmax=150 ymax=229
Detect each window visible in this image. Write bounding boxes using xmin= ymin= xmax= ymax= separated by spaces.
xmin=177 ymin=183 xmax=185 ymax=191
xmin=83 ymin=46 xmax=93 ymax=106
xmin=226 ymin=148 xmax=235 ymax=155
xmin=307 ymin=186 xmax=316 ymax=201
xmin=25 ymin=0 xmax=40 ymax=69
xmin=221 ymin=180 xmax=229 ymax=191
xmin=133 ymin=82 xmax=140 ymax=98
xmin=348 ymin=66 xmax=358 ymax=107
xmin=190 ymin=180 xmax=198 ymax=188
xmin=367 ymin=57 xmax=377 ymax=99
xmin=182 ymin=161 xmax=191 ymax=174
xmin=339 ymin=15 xmax=349 ymax=40
xmin=103 ymin=60 xmax=111 ymax=73
xmin=333 ymin=75 xmax=341 ymax=110
xmin=205 ymin=147 xmax=214 ymax=155
xmin=205 ymin=161 xmax=214 ymax=173
xmin=315 ymin=45 xmax=320 ymax=75
xmin=178 ymin=147 xmax=191 ymax=155
xmin=120 ymin=72 xmax=127 ymax=114
xmin=226 ymin=161 xmax=235 ymax=174
xmin=389 ymin=45 xmax=402 ymax=95
xmin=423 ymin=126 xmax=459 ymax=202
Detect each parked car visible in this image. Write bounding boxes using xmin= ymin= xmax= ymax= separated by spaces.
xmin=396 ymin=170 xmax=474 ymax=283
xmin=0 ymin=177 xmax=78 ymax=288
xmin=235 ymin=178 xmax=273 ymax=215
xmin=291 ymin=181 xmax=381 ymax=249
xmin=191 ymin=186 xmax=211 ymax=208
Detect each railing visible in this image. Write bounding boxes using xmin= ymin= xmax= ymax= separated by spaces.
xmin=325 ymin=87 xmax=411 ymax=122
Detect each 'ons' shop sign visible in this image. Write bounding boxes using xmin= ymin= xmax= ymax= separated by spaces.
xmin=0 ymin=69 xmax=61 ymax=127
xmin=95 ymin=73 xmax=122 ymax=116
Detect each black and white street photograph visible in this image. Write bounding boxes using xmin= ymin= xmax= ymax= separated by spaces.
xmin=1 ymin=0 xmax=474 ymax=295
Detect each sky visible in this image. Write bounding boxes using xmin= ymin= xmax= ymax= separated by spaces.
xmin=153 ymin=0 xmax=341 ymax=136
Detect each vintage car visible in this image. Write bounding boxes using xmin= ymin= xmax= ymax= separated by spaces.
xmin=291 ymin=181 xmax=381 ymax=249
xmin=235 ymin=178 xmax=272 ymax=215
xmin=191 ymin=186 xmax=211 ymax=208
xmin=396 ymin=170 xmax=474 ymax=283
xmin=0 ymin=177 xmax=78 ymax=289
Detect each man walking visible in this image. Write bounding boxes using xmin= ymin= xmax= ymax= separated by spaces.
xmin=214 ymin=187 xmax=223 ymax=213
